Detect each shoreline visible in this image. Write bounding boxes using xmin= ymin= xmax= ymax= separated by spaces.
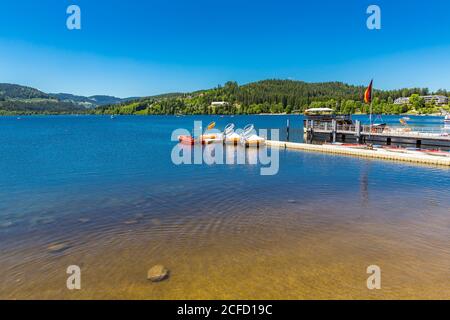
xmin=0 ymin=113 xmax=447 ymax=117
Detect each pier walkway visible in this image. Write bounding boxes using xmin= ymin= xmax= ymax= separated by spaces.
xmin=267 ymin=140 xmax=450 ymax=167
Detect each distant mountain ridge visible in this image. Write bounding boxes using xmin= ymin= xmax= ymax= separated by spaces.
xmin=0 ymin=83 xmax=139 ymax=113
xmin=49 ymin=93 xmax=137 ymax=108
xmin=0 ymin=83 xmax=50 ymax=100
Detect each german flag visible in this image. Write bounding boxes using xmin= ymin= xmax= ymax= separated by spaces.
xmin=364 ymin=80 xmax=373 ymax=104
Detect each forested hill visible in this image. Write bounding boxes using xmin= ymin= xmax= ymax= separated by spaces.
xmin=95 ymin=79 xmax=448 ymax=115
xmin=0 ymin=83 xmax=50 ymax=100
xmin=49 ymin=93 xmax=137 ymax=108
xmin=0 ymin=83 xmax=83 ymax=114
xmin=2 ymin=80 xmax=449 ymax=115
xmin=0 ymin=83 xmax=136 ymax=114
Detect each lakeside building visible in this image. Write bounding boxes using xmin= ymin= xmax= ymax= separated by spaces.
xmin=393 ymin=97 xmax=410 ymax=105
xmin=211 ymin=101 xmax=229 ymax=107
xmin=394 ymin=95 xmax=449 ymax=105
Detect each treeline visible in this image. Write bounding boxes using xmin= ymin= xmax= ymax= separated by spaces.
xmin=0 ymin=99 xmax=85 ymax=113
xmin=94 ymin=80 xmax=450 ymax=116
xmin=3 ymin=80 xmax=448 ymax=115
xmin=0 ymin=83 xmax=88 ymax=114
xmin=0 ymin=83 xmax=51 ymax=100
xmin=93 ymin=80 xmax=449 ymax=115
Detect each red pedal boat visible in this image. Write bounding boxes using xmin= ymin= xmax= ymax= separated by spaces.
xmin=178 ymin=134 xmax=221 ymax=145
xmin=178 ymin=135 xmax=195 ymax=145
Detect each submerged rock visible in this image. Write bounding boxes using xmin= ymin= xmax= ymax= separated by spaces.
xmin=147 ymin=265 xmax=169 ymax=282
xmin=47 ymin=242 xmax=70 ymax=253
xmin=287 ymin=199 xmax=297 ymax=204
xmin=151 ymin=218 xmax=162 ymax=226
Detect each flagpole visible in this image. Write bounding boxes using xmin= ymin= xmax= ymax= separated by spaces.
xmin=370 ymin=80 xmax=373 ymax=128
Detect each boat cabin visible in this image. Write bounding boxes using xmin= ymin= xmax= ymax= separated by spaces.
xmin=303 ymin=108 xmax=353 ymax=125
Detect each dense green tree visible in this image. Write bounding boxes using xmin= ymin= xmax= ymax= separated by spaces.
xmin=409 ymin=94 xmax=425 ymax=110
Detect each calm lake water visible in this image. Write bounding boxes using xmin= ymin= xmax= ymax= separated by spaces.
xmin=0 ymin=115 xmax=449 ymax=299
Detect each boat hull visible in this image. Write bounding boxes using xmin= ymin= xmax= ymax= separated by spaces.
xmin=225 ymin=138 xmax=240 ymax=145
xmin=178 ymin=135 xmax=195 ymax=145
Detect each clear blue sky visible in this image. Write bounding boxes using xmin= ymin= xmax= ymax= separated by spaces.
xmin=1 ymin=0 xmax=450 ymax=97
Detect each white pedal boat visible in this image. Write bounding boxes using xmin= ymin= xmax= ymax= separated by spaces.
xmin=240 ymin=124 xmax=266 ymax=147
xmin=224 ymin=123 xmax=241 ymax=145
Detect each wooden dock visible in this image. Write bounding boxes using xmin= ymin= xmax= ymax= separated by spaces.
xmin=267 ymin=140 xmax=450 ymax=167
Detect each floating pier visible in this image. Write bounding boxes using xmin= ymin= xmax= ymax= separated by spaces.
xmin=267 ymin=140 xmax=450 ymax=167
xmin=304 ymin=119 xmax=450 ymax=148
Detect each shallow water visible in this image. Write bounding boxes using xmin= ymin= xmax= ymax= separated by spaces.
xmin=0 ymin=115 xmax=449 ymax=299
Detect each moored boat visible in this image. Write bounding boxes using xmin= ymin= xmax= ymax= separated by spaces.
xmin=240 ymin=124 xmax=266 ymax=147
xmin=241 ymin=134 xmax=265 ymax=147
xmin=178 ymin=135 xmax=195 ymax=145
xmin=200 ymin=133 xmax=218 ymax=142
xmin=224 ymin=123 xmax=241 ymax=145
xmin=179 ymin=121 xmax=225 ymax=145
xmin=201 ymin=133 xmax=223 ymax=144
xmin=224 ymin=132 xmax=241 ymax=144
xmin=178 ymin=134 xmax=223 ymax=145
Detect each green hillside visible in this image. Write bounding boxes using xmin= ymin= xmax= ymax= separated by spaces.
xmin=1 ymin=80 xmax=449 ymax=115
xmin=0 ymin=84 xmax=84 ymax=114
xmin=0 ymin=83 xmax=51 ymax=100
xmin=0 ymin=84 xmax=134 ymax=114
xmin=94 ymin=79 xmax=449 ymax=115
xmin=50 ymin=93 xmax=138 ymax=108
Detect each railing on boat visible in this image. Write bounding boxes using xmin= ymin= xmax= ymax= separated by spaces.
xmin=309 ymin=123 xmax=450 ymax=140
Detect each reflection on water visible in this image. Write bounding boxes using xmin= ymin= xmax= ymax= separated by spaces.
xmin=0 ymin=115 xmax=449 ymax=299
xmin=360 ymin=163 xmax=370 ymax=206
xmin=176 ymin=143 xmax=263 ymax=165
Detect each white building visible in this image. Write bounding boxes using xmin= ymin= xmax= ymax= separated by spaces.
xmin=393 ymin=97 xmax=410 ymax=105
xmin=394 ymin=95 xmax=448 ymax=106
xmin=210 ymin=101 xmax=229 ymax=107
xmin=422 ymin=95 xmax=448 ymax=105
